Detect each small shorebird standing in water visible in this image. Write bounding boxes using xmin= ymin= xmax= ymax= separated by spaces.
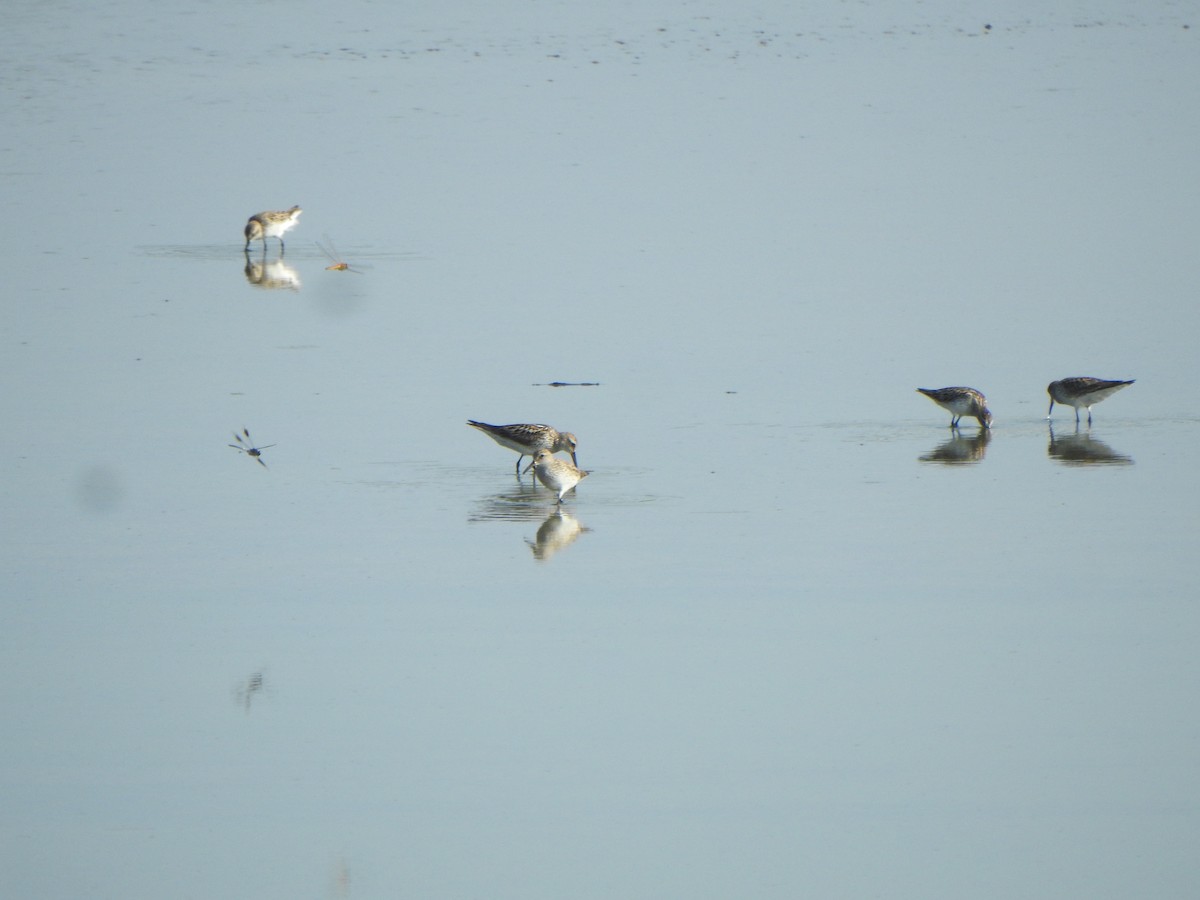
xmin=526 ymin=448 xmax=589 ymax=503
xmin=244 ymin=206 xmax=302 ymax=254
xmin=917 ymin=386 xmax=993 ymax=429
xmin=1047 ymin=377 xmax=1134 ymax=425
xmin=467 ymin=420 xmax=578 ymax=474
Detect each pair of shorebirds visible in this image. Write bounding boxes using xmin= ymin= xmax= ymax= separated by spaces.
xmin=918 ymin=377 xmax=1135 ymax=429
xmin=468 ymin=421 xmax=588 ymax=503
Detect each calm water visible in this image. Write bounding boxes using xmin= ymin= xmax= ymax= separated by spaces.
xmin=3 ymin=1 xmax=1199 ymax=897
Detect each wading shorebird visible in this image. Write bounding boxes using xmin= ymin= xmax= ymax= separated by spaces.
xmin=467 ymin=420 xmax=578 ymax=474
xmin=244 ymin=205 xmax=302 ymax=253
xmin=1047 ymin=377 xmax=1134 ymax=425
xmin=526 ymin=448 xmax=590 ymax=504
xmin=916 ymin=386 xmax=993 ymax=429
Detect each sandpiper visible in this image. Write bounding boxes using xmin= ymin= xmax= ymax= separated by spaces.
xmin=467 ymin=420 xmax=578 ymax=474
xmin=526 ymin=448 xmax=589 ymax=503
xmin=244 ymin=206 xmax=302 ymax=253
xmin=917 ymin=386 xmax=993 ymax=429
xmin=1047 ymin=377 xmax=1134 ymax=425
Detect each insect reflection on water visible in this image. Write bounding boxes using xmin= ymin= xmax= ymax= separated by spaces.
xmin=317 ymin=234 xmax=364 ymax=273
xmin=234 ymin=669 xmax=267 ymax=713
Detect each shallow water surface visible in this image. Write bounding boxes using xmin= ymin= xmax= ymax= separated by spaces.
xmin=3 ymin=1 xmax=1199 ymax=898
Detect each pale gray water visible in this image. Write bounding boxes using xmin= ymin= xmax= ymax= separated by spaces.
xmin=3 ymin=1 xmax=1199 ymax=897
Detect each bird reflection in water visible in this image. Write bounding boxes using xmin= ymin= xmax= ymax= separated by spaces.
xmin=243 ymin=251 xmax=301 ymax=291
xmin=526 ymin=510 xmax=591 ymax=562
xmin=1047 ymin=424 xmax=1133 ymax=466
xmin=919 ymin=428 xmax=991 ymax=465
xmin=233 ymin=669 xmax=267 ymax=714
xmin=468 ymin=487 xmax=591 ymax=560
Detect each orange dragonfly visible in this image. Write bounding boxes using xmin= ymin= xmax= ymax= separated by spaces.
xmin=316 ymin=234 xmax=364 ymax=273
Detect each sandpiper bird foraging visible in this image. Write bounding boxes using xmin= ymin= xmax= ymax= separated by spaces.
xmin=526 ymin=448 xmax=590 ymax=504
xmin=917 ymin=386 xmax=993 ymax=429
xmin=244 ymin=205 xmax=302 ymax=254
xmin=467 ymin=420 xmax=578 ymax=474
xmin=1047 ymin=377 xmax=1134 ymax=425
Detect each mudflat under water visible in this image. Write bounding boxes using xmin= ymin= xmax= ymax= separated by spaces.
xmin=3 ymin=2 xmax=1198 ymax=897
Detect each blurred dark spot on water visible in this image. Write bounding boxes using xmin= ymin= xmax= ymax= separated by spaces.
xmin=74 ymin=465 xmax=125 ymax=513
